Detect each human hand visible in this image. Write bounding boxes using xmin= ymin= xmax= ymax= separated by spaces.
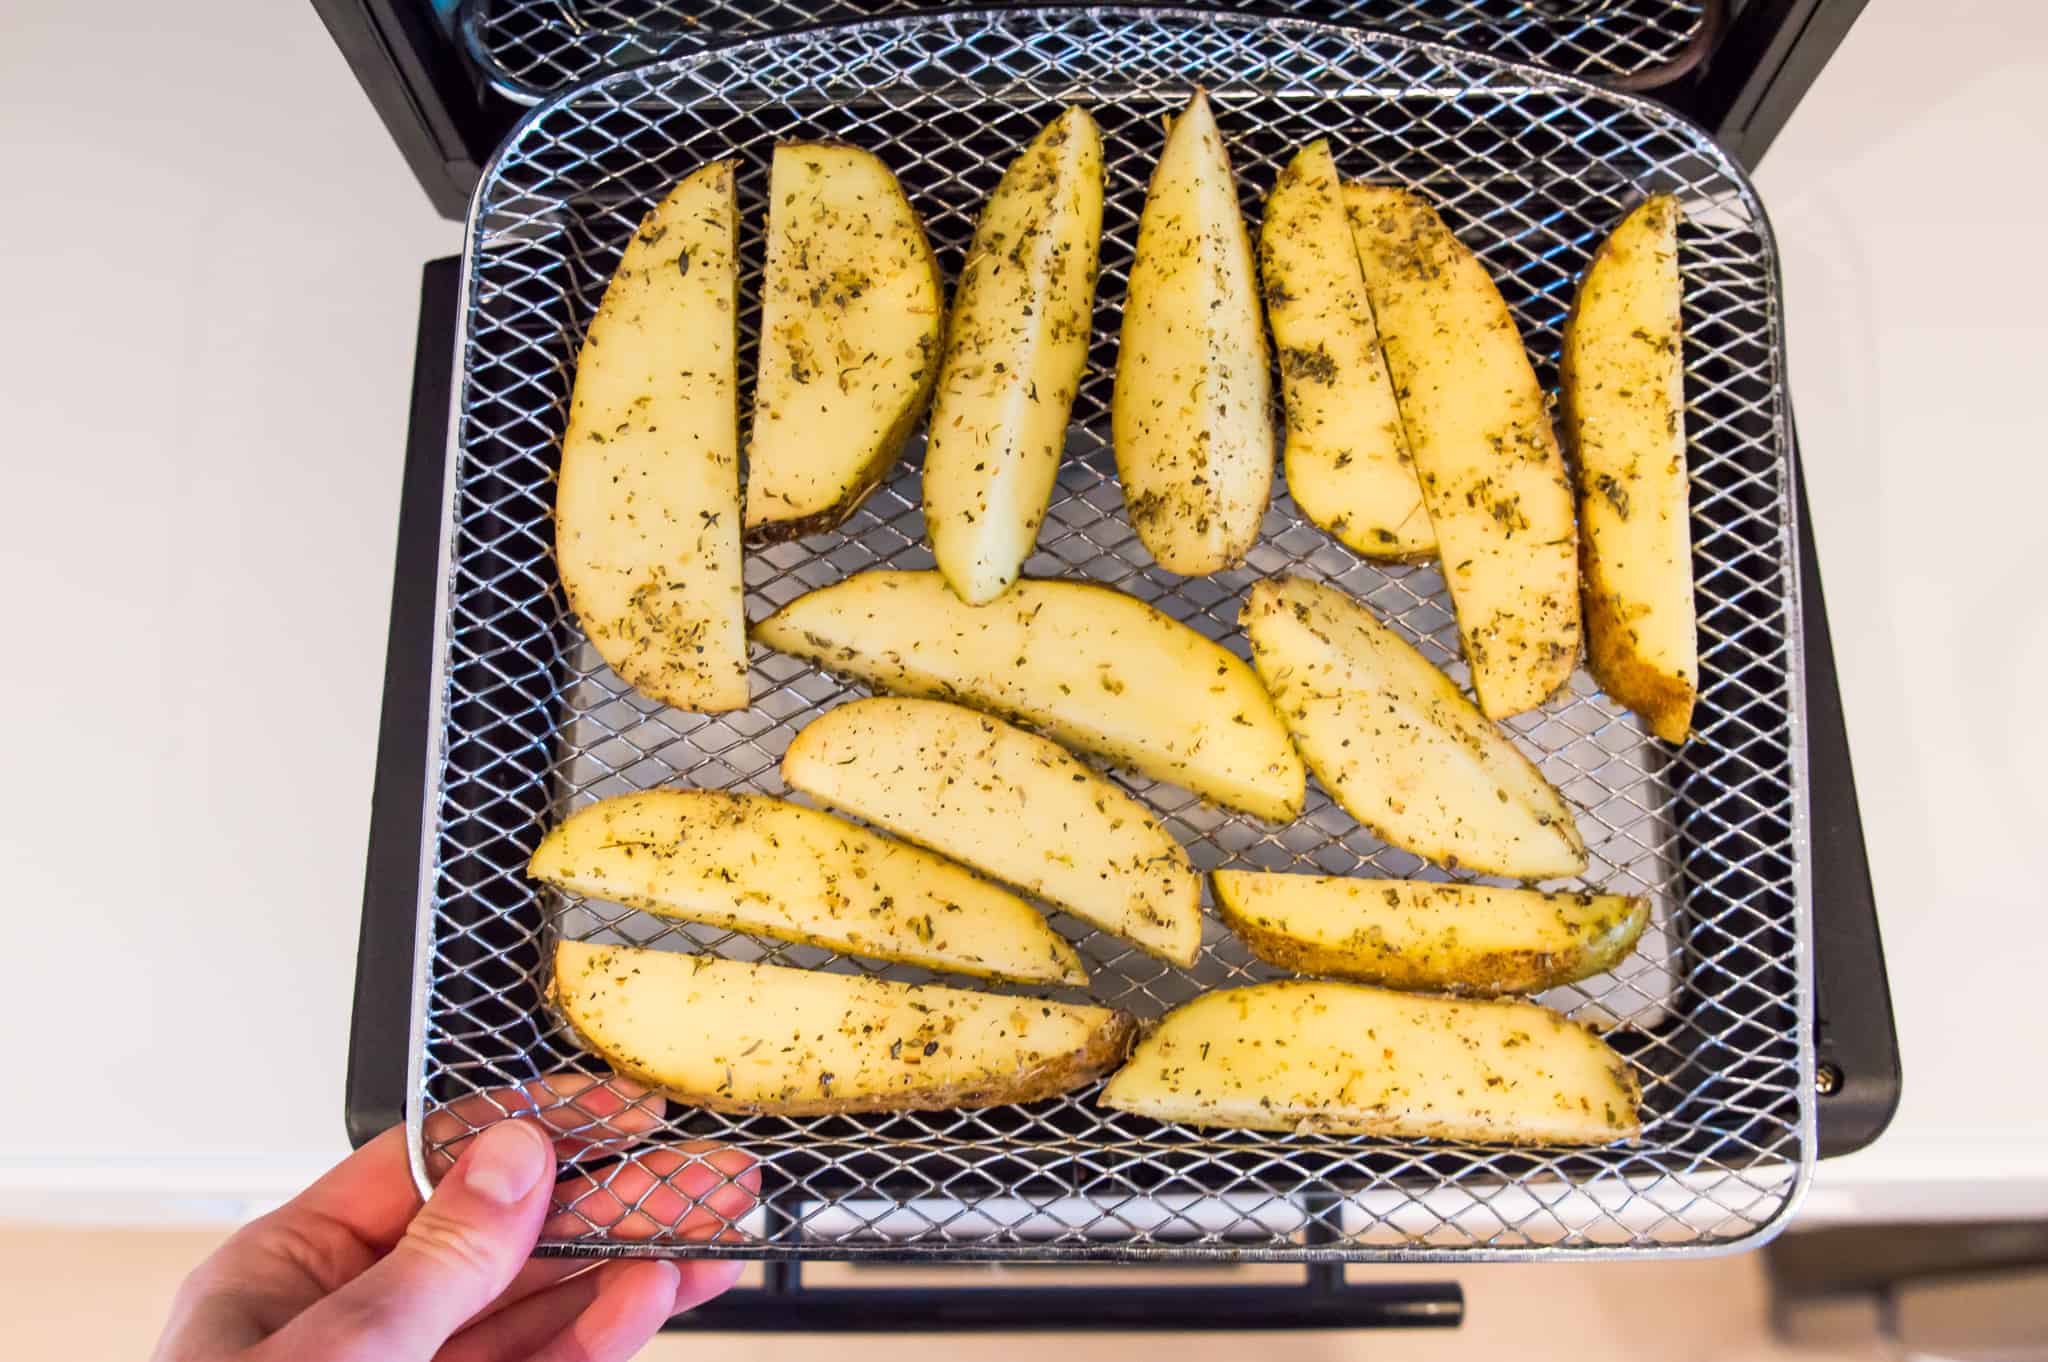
xmin=153 ymin=1076 xmax=756 ymax=1362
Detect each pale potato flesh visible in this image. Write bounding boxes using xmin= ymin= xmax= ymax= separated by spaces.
xmin=553 ymin=940 xmax=1135 ymax=1115
xmin=1112 ymin=89 xmax=1274 ymax=574
xmin=555 ymin=159 xmax=746 ymax=711
xmin=926 ymin=107 xmax=1104 ymax=604
xmin=754 ymin=570 xmax=1305 ymax=820
xmin=744 ymin=142 xmax=945 ymax=542
xmin=1562 ymin=195 xmax=1697 ymax=743
xmin=1260 ymin=141 xmax=1432 ymax=559
xmin=1242 ymin=575 xmax=1586 ymax=878
xmin=1212 ymin=870 xmax=1646 ymax=996
xmin=528 ymin=789 xmax=1086 ymax=985
xmin=1098 ymin=979 xmax=1641 ymax=1144
xmin=1346 ymin=183 xmax=1580 ymax=718
xmin=783 ymin=698 xmax=1201 ymax=965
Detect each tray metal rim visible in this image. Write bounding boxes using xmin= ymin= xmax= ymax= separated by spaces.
xmin=458 ymin=0 xmax=1718 ymax=107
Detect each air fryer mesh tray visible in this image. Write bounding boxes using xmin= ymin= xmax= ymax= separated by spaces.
xmin=460 ymin=0 xmax=1713 ymax=104
xmin=417 ymin=7 xmax=1811 ymax=1259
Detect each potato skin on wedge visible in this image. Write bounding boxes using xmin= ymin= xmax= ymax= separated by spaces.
xmin=553 ymin=941 xmax=1134 ymax=1116
xmin=1561 ymin=195 xmax=1698 ymax=743
xmin=1099 ymin=979 xmax=1640 ymax=1144
xmin=784 ymin=698 xmax=1201 ymax=966
xmin=1212 ymin=870 xmax=1646 ymax=996
xmin=528 ymin=789 xmax=1086 ymax=985
xmin=555 ymin=159 xmax=747 ymax=712
xmin=744 ymin=142 xmax=945 ymax=542
xmin=753 ymin=570 xmax=1304 ymax=821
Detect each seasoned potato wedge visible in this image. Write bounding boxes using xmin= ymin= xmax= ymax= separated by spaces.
xmin=1099 ymin=979 xmax=1640 ymax=1144
xmin=926 ymin=107 xmax=1104 ymax=604
xmin=1242 ymin=576 xmax=1586 ymax=878
xmin=553 ymin=940 xmax=1135 ymax=1115
xmin=754 ymin=570 xmax=1305 ymax=820
xmin=784 ymin=698 xmax=1201 ymax=965
xmin=1212 ymin=870 xmax=1646 ymax=996
xmin=555 ymin=159 xmax=746 ymax=711
xmin=1562 ymin=195 xmax=1698 ymax=743
xmin=528 ymin=789 xmax=1086 ymax=985
xmin=1260 ymin=140 xmax=1431 ymax=559
xmin=1346 ymin=183 xmax=1580 ymax=718
xmin=1112 ymin=89 xmax=1273 ymax=574
xmin=744 ymin=142 xmax=945 ymax=542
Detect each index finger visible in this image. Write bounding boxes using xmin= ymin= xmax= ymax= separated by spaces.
xmin=295 ymin=1074 xmax=668 ymax=1249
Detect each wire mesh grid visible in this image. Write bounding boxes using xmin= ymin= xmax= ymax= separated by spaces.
xmin=419 ymin=8 xmax=1810 ymax=1259
xmin=460 ymin=0 xmax=1712 ymax=105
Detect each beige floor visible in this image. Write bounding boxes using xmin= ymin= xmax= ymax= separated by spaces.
xmin=6 ymin=1226 xmax=1885 ymax=1361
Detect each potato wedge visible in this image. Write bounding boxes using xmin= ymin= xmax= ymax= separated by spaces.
xmin=1099 ymin=979 xmax=1640 ymax=1144
xmin=1346 ymin=183 xmax=1580 ymax=718
xmin=1242 ymin=576 xmax=1586 ymax=878
xmin=1212 ymin=870 xmax=1646 ymax=996
xmin=553 ymin=940 xmax=1135 ymax=1115
xmin=744 ymin=142 xmax=945 ymax=542
xmin=555 ymin=159 xmax=746 ymax=711
xmin=528 ymin=789 xmax=1086 ymax=985
xmin=1562 ymin=195 xmax=1697 ymax=743
xmin=1260 ymin=141 xmax=1431 ymax=559
xmin=1112 ymin=89 xmax=1273 ymax=574
xmin=784 ymin=698 xmax=1201 ymax=965
xmin=926 ymin=107 xmax=1104 ymax=604
xmin=754 ymin=570 xmax=1305 ymax=820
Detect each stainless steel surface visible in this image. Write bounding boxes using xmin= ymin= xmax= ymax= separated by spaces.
xmin=461 ymin=0 xmax=1712 ymax=104
xmin=418 ymin=7 xmax=1811 ymax=1259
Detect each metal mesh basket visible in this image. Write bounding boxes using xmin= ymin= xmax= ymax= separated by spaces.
xmin=460 ymin=0 xmax=1713 ymax=104
xmin=418 ymin=6 xmax=1811 ymax=1259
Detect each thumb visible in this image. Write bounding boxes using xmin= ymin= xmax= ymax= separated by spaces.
xmin=267 ymin=1119 xmax=555 ymax=1362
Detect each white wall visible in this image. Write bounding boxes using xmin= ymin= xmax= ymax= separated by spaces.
xmin=1755 ymin=0 xmax=2048 ymax=1218
xmin=0 ymin=0 xmax=456 ymax=1210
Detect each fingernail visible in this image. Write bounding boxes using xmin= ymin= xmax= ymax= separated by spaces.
xmin=461 ymin=1119 xmax=551 ymax=1206
xmin=671 ymin=1259 xmax=744 ymax=1315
